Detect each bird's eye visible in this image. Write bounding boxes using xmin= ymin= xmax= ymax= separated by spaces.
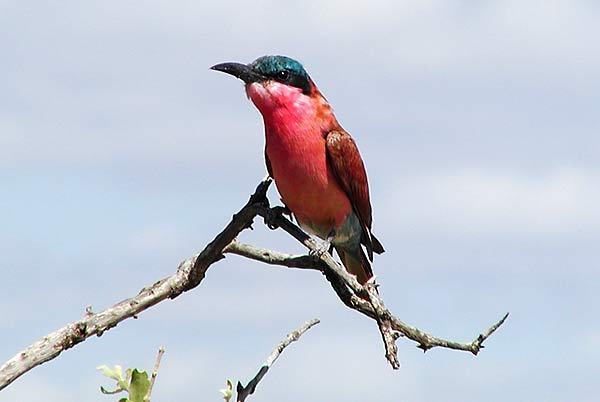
xmin=277 ymin=70 xmax=290 ymax=80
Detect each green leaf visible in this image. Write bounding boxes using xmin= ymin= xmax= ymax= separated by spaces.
xmin=97 ymin=364 xmax=129 ymax=392
xmin=128 ymin=369 xmax=151 ymax=402
xmin=220 ymin=379 xmax=234 ymax=402
xmin=97 ymin=364 xmax=123 ymax=382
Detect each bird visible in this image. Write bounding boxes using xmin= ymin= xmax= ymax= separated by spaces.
xmin=211 ymin=55 xmax=384 ymax=284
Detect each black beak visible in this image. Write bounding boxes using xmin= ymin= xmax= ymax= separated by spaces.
xmin=210 ymin=62 xmax=265 ymax=84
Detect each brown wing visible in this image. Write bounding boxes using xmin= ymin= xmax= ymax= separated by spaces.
xmin=325 ymin=130 xmax=384 ymax=260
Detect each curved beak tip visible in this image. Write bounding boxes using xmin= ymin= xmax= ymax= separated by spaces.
xmin=210 ymin=63 xmax=230 ymax=72
xmin=210 ymin=61 xmax=264 ymax=84
xmin=209 ymin=62 xmax=244 ymax=75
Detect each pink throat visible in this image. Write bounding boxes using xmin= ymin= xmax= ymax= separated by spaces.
xmin=245 ymin=81 xmax=333 ymax=133
xmin=244 ymin=80 xmax=351 ymax=236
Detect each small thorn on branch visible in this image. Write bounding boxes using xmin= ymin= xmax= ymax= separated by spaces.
xmin=417 ymin=343 xmax=431 ymax=352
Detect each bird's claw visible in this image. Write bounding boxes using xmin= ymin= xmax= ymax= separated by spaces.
xmin=263 ymin=206 xmax=291 ymax=230
xmin=364 ymin=275 xmax=380 ymax=294
xmin=366 ymin=275 xmax=378 ymax=285
xmin=309 ymin=239 xmax=332 ymax=259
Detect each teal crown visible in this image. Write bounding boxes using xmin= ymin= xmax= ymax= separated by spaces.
xmin=251 ymin=55 xmax=312 ymax=94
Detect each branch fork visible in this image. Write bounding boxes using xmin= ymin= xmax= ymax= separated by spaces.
xmin=0 ymin=178 xmax=508 ymax=391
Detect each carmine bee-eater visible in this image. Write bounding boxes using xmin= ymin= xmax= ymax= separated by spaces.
xmin=211 ymin=55 xmax=384 ymax=284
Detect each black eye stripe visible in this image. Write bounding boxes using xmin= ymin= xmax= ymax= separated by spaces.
xmin=264 ymin=68 xmax=311 ymax=95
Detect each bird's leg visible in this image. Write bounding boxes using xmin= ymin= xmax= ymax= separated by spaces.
xmin=366 ymin=274 xmax=379 ymax=288
xmin=263 ymin=205 xmax=292 ymax=230
xmin=310 ymin=232 xmax=335 ymax=258
xmin=364 ymin=275 xmax=380 ymax=295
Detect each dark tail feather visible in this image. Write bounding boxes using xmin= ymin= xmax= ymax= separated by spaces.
xmin=371 ymin=233 xmax=385 ymax=255
xmin=335 ymin=245 xmax=373 ymax=285
xmin=362 ymin=232 xmax=385 ymax=261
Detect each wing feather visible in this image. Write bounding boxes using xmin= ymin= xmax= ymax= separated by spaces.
xmin=325 ymin=130 xmax=384 ymax=260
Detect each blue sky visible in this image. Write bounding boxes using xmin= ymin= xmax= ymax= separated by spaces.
xmin=1 ymin=1 xmax=599 ymax=401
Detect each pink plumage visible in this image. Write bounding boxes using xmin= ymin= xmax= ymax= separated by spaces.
xmin=212 ymin=56 xmax=384 ymax=283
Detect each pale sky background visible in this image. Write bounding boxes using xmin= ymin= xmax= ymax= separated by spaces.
xmin=1 ymin=1 xmax=599 ymax=401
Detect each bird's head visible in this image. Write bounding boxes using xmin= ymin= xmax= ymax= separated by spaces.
xmin=211 ymin=55 xmax=318 ymax=114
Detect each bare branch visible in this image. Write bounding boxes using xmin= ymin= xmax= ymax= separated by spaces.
xmin=224 ymin=234 xmax=509 ymax=366
xmin=236 ymin=319 xmax=320 ymax=402
xmin=144 ymin=346 xmax=165 ymax=402
xmin=223 ymin=240 xmax=320 ymax=270
xmin=0 ymin=177 xmax=508 ymax=391
xmin=0 ymin=179 xmax=273 ymax=391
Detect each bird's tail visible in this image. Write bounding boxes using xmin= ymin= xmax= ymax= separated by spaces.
xmin=334 ymin=245 xmax=373 ymax=285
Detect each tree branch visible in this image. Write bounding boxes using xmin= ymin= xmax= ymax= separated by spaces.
xmin=225 ymin=232 xmax=509 ymax=365
xmin=236 ymin=318 xmax=320 ymax=402
xmin=0 ymin=179 xmax=273 ymax=391
xmin=223 ymin=240 xmax=320 ymax=270
xmin=0 ymin=177 xmax=508 ymax=391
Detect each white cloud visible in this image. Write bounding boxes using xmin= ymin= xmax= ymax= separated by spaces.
xmin=303 ymin=0 xmax=600 ymax=79
xmin=386 ymin=167 xmax=600 ymax=238
xmin=2 ymin=0 xmax=599 ymax=168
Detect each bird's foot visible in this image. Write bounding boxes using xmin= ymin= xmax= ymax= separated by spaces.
xmin=364 ymin=275 xmax=380 ymax=294
xmin=263 ymin=205 xmax=292 ymax=230
xmin=309 ymin=235 xmax=334 ymax=259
